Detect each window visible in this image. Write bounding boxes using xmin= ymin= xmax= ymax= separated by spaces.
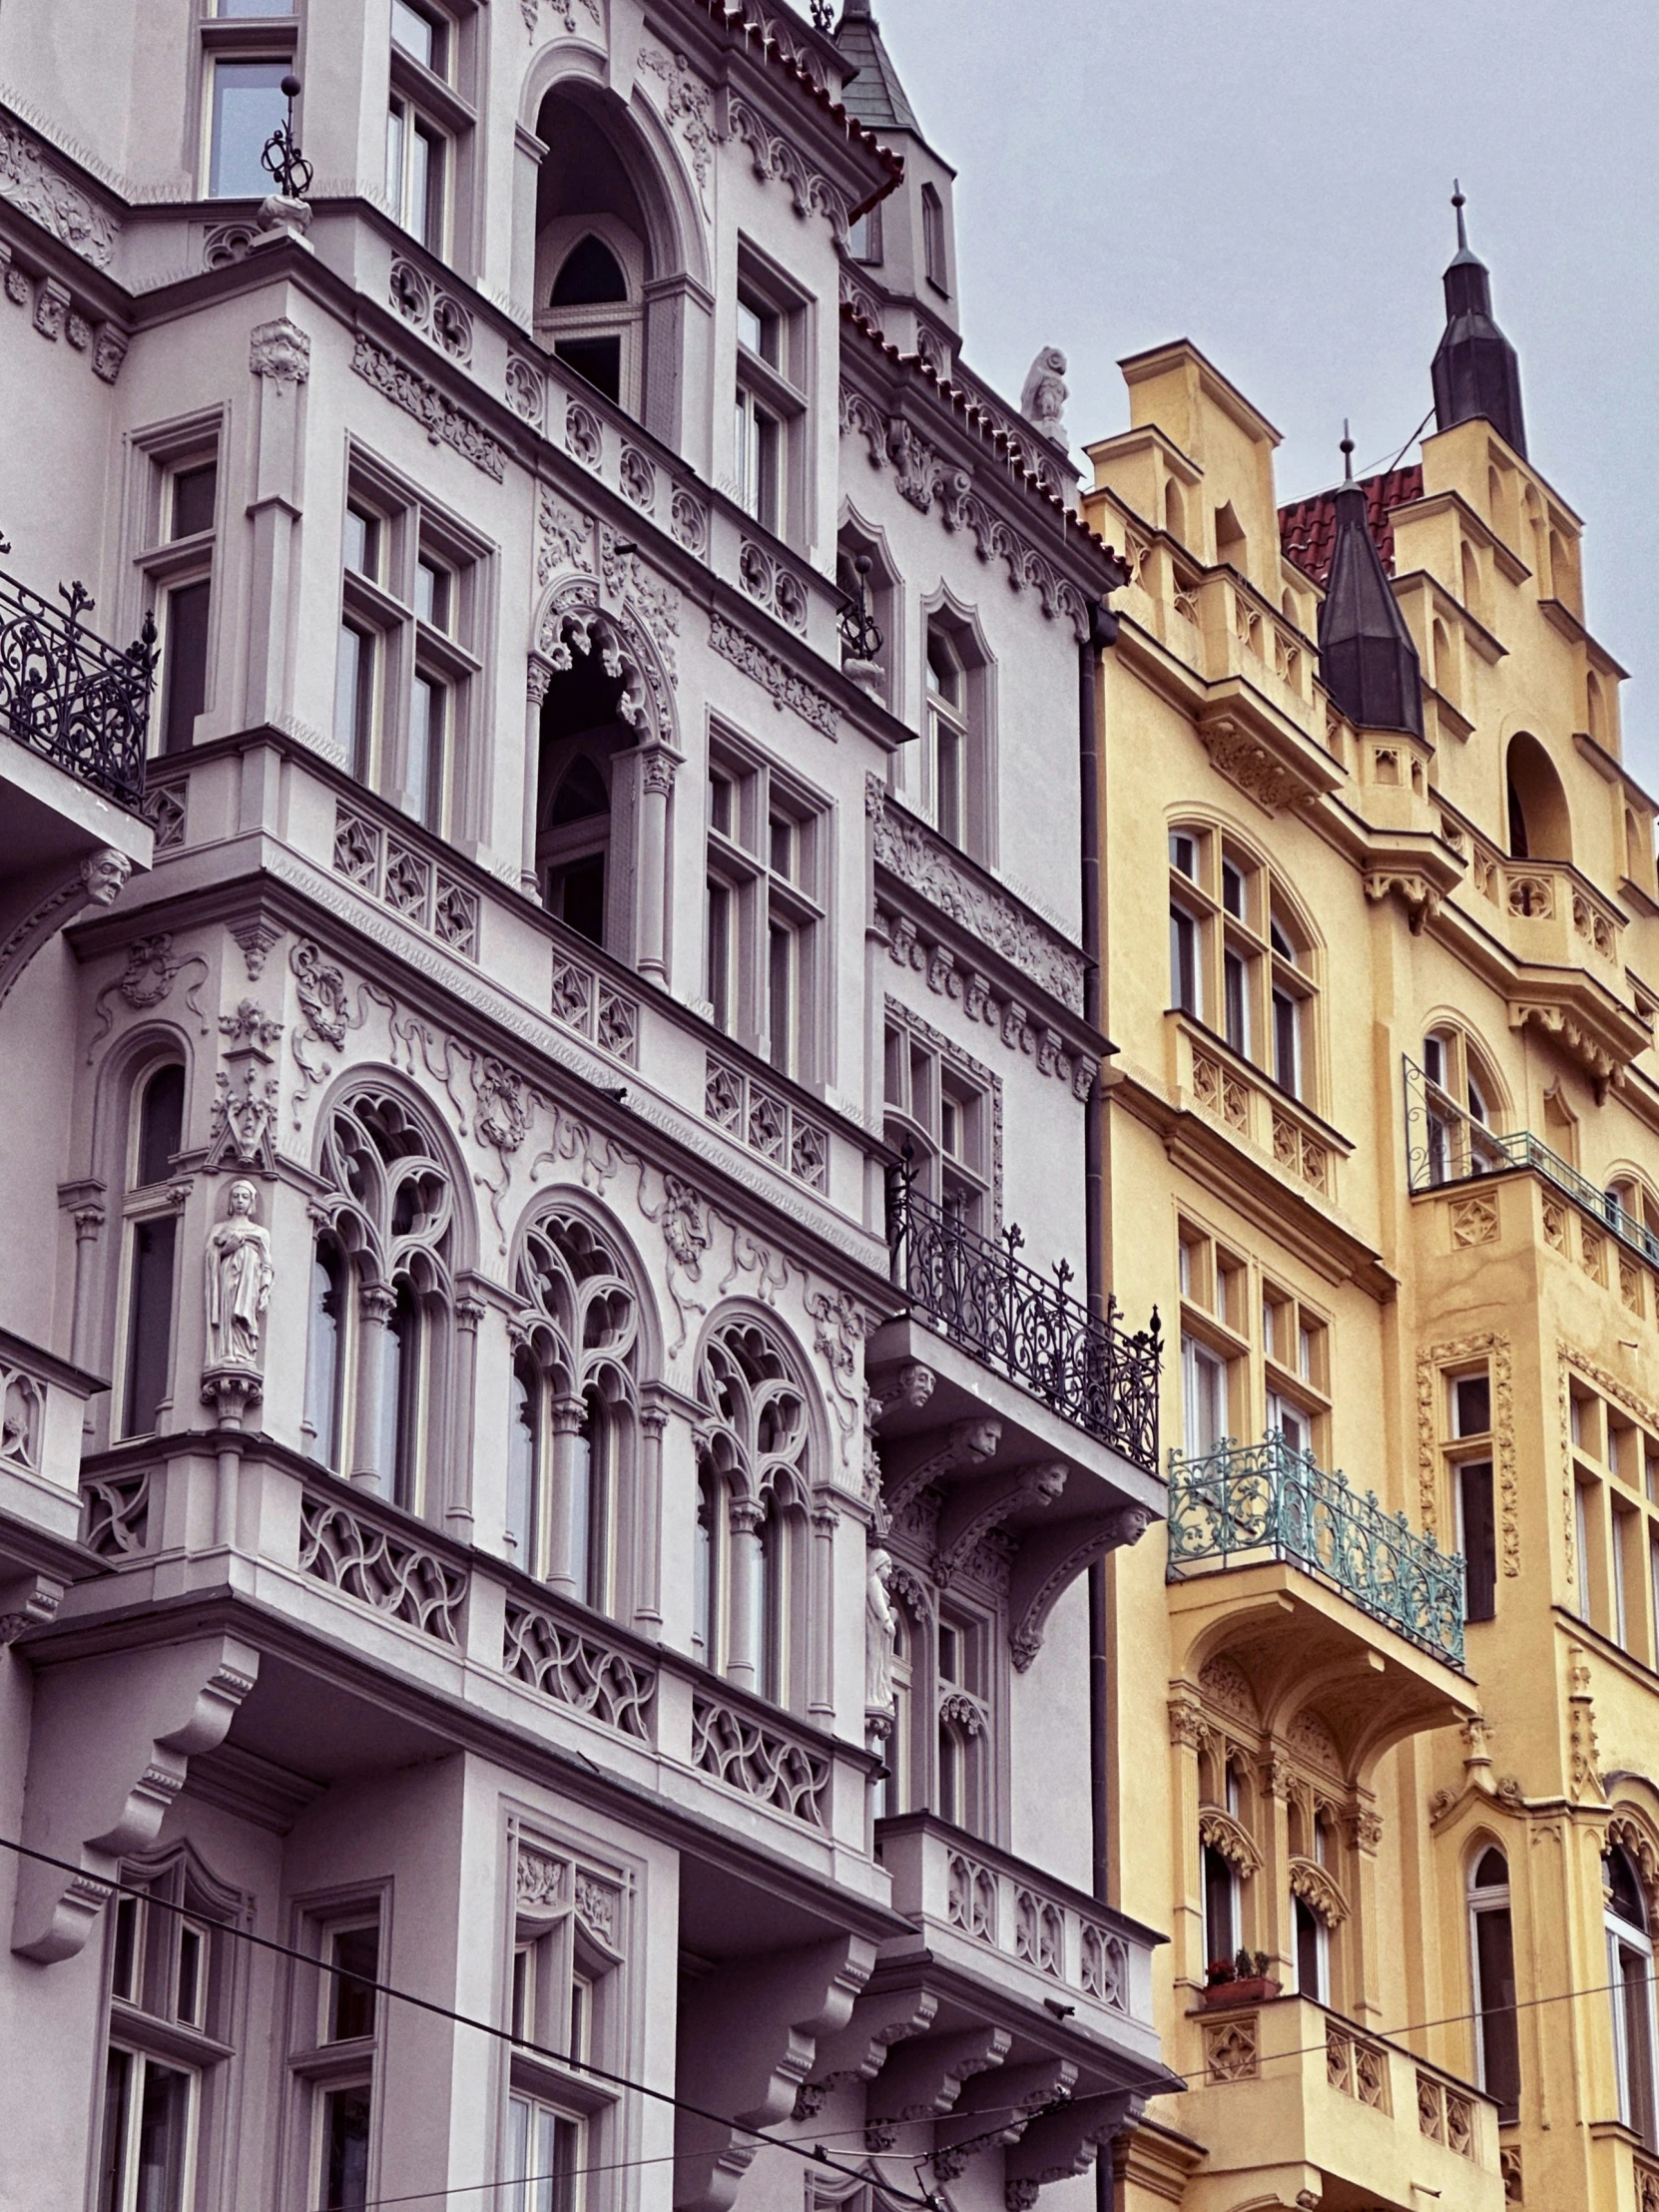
xmin=1417 ymin=1027 xmax=1507 ymax=1184
xmin=733 ymin=257 xmax=808 ymax=543
xmin=695 ymin=1320 xmax=813 ymax=1706
xmin=134 ymin=440 xmax=222 ymax=759
xmin=1606 ymin=1846 xmax=1657 ymax=2145
xmin=1465 ymin=1849 xmax=1520 ymax=2123
xmin=1182 ymin=1336 xmax=1228 ymax=1455
xmin=1178 ymin=1224 xmax=1331 ymax=1469
xmin=385 ymin=1 xmax=465 ymax=260
xmin=704 ymin=746 xmax=827 ymax=1081
xmin=504 ymin=1840 xmax=620 ymax=2212
xmin=925 ymin=628 xmax=967 ymax=846
xmin=288 ymin=1908 xmax=383 ymax=2212
xmin=920 ymin=182 xmax=948 ymax=292
xmin=882 ymin=1008 xmax=994 ymax=1234
xmin=1167 ymin=828 xmax=1320 ymax=1106
xmin=119 ymin=1064 xmax=186 ymax=1439
xmin=1293 ymin=1894 xmax=1328 ymax=2002
xmin=335 ymin=463 xmax=482 ymax=840
xmin=98 ymin=1857 xmax=237 ymax=2212
xmin=306 ymin=1092 xmax=455 ymax=1512
xmin=1203 ymin=1841 xmax=1238 ymax=1970
xmin=542 ymin=233 xmax=641 ymax=409
xmin=508 ymin=1213 xmax=640 ymax=1616
xmin=207 ymin=57 xmax=291 ymax=198
xmin=846 ymin=200 xmax=882 ymax=266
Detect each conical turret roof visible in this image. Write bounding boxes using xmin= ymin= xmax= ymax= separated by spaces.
xmin=834 ymin=0 xmax=920 ymax=135
xmin=1318 ymin=431 xmax=1424 ymax=737
xmin=1430 ymin=184 xmax=1527 ymax=458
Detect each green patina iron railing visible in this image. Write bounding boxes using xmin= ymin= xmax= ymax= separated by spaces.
xmin=1166 ymin=1431 xmax=1465 ymax=1669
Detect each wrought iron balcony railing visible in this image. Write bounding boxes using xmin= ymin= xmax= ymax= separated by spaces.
xmin=1403 ymin=1055 xmax=1659 ymax=1268
xmin=0 ymin=571 xmax=155 ymax=807
xmin=1167 ymin=1431 xmax=1465 ymax=1669
xmin=884 ymin=1166 xmax=1162 ymax=1474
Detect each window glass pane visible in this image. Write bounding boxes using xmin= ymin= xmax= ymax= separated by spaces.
xmin=111 ymin=1896 xmax=142 ymax=2002
xmin=1458 ymin=1461 xmax=1496 ymax=1622
xmin=171 ymin=464 xmax=217 ymax=541
xmin=407 ymin=118 xmax=431 ymax=236
xmin=391 ymin=0 xmax=436 ymax=68
xmin=415 ymin=122 xmax=445 ymax=252
xmin=934 ymin=717 xmax=962 ymax=844
xmin=508 ymin=1362 xmax=537 ymax=1567
xmin=385 ymin=100 xmax=406 ymax=208
xmin=386 ymin=1282 xmax=419 ymax=1510
xmin=161 ymin=580 xmax=212 ymax=756
xmin=138 ymin=1066 xmax=186 ymax=1188
xmin=409 ymin=674 xmax=446 ymax=831
xmin=335 ymin=626 xmax=374 ymax=777
xmin=414 ymin=558 xmax=450 ymax=632
xmin=1223 ymin=950 xmax=1248 ymax=1055
xmin=99 ymin=2048 xmax=133 ymax=2212
xmin=556 ymin=335 xmax=623 ymax=405
xmin=217 ymin=0 xmax=294 ymax=14
xmin=1170 ymin=907 xmax=1199 ymax=1016
xmin=175 ymin=1925 xmax=204 ymax=2025
xmin=706 ymin=881 xmax=731 ymax=1029
xmin=322 ymin=2084 xmax=373 ymax=2212
xmin=134 ymin=2060 xmax=192 ymax=2212
xmin=1203 ymin=1844 xmax=1235 ymax=1966
xmin=329 ymin=1925 xmax=380 ymax=2041
xmin=768 ymin=921 xmax=794 ymax=1076
xmin=210 ymin=60 xmax=290 ymax=198
xmin=1453 ymin=1374 xmax=1490 ymax=1436
xmin=304 ymin=1240 xmax=345 ymax=1467
xmin=344 ymin=507 xmax=378 ymax=580
xmin=1273 ymin=988 xmax=1299 ymax=1093
xmin=1295 ymin=1896 xmax=1323 ymax=1997
xmin=124 ymin=1215 xmax=178 ymax=1438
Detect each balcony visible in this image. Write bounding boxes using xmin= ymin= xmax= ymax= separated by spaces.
xmin=1405 ymin=1054 xmax=1659 ymax=1275
xmin=1183 ymin=1993 xmax=1505 ymax=2209
xmin=884 ymin=1169 xmax=1161 ymax=1476
xmin=0 ymin=571 xmax=153 ymax=809
xmin=1167 ymin=1432 xmax=1465 ymax=1670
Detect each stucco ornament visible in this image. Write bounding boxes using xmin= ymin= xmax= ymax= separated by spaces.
xmin=205 ymin=1180 xmax=275 ymax=1369
xmin=1019 ymin=346 xmax=1070 ymax=446
xmin=865 ymin=1546 xmax=897 ymax=1717
xmin=81 ymin=848 xmax=131 ymax=905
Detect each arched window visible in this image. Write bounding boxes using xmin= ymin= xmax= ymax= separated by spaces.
xmin=1433 ymin=619 xmax=1459 ymax=712
xmin=1505 ymin=733 xmax=1572 ymax=862
xmin=1167 ymin=825 xmax=1322 ymax=1107
xmin=934 ymin=1611 xmax=989 ymax=1834
xmin=1164 ymin=478 xmax=1186 ymax=546
xmin=916 ymin=613 xmax=990 ymax=857
xmin=120 ymin=1062 xmax=187 ymax=1439
xmin=1605 ymin=1176 xmax=1659 ymax=1267
xmin=1214 ymin=502 xmax=1247 ymax=572
xmin=1606 ymin=1844 xmax=1656 ymax=2143
xmin=536 ymin=643 xmax=628 ymax=951
xmin=306 ymin=1090 xmax=456 ymax=1514
xmin=508 ymin=1212 xmax=639 ymax=1616
xmin=533 ymin=92 xmax=656 ymax=418
xmin=695 ymin=1319 xmax=813 ymax=1707
xmin=1460 ymin=542 xmax=1483 ymax=626
xmin=1468 ymin=1846 xmax=1520 ymax=2122
xmin=1420 ymin=1026 xmax=1506 ymax=1183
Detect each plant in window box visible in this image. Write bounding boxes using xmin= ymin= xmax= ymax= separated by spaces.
xmin=1201 ymin=1947 xmax=1280 ymax=2006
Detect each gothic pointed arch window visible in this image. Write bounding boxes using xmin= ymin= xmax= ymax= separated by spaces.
xmin=1606 ymin=1841 xmax=1657 ymax=2143
xmin=533 ymin=88 xmax=660 ymax=418
xmin=507 ymin=1209 xmax=641 ymax=1618
xmin=694 ymin=1317 xmax=815 ymax=1709
xmin=1468 ymin=1845 xmax=1520 ymax=2122
xmin=305 ymin=1088 xmax=458 ymax=1517
xmin=118 ymin=1058 xmax=188 ymax=1440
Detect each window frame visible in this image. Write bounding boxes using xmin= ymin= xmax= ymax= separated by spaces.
xmin=115 ymin=1060 xmax=188 ymax=1442
xmin=704 ymin=738 xmax=830 ymax=1084
xmin=911 ymin=603 xmax=994 ymax=861
xmin=335 ymin=452 xmax=487 ymax=842
xmin=285 ymin=1894 xmax=390 ymax=2212
xmin=733 ymin=246 xmax=811 ymax=548
xmin=200 ymin=43 xmax=295 ymax=202
xmin=881 ymin=1000 xmax=998 ymax=1236
xmin=130 ymin=418 xmax=225 ymax=761
xmin=1167 ymin=826 xmax=1323 ymax=1111
xmin=385 ymin=0 xmax=475 ymax=267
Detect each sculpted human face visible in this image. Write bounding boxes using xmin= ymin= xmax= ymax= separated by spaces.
xmin=227 ymin=1181 xmax=257 ymax=1219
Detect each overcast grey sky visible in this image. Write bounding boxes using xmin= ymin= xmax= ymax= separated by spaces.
xmin=872 ymin=1 xmax=1659 ymax=778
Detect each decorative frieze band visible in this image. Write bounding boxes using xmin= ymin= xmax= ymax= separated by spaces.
xmin=710 ymin=611 xmax=837 ymax=740
xmin=350 ymin=332 xmax=506 ymax=480
xmin=866 ymin=777 xmax=1088 ymax=1018
xmin=0 ymin=115 xmax=119 ymax=267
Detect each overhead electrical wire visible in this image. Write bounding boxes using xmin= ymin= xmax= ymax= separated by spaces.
xmin=2 ymin=1828 xmax=1641 ymax=2209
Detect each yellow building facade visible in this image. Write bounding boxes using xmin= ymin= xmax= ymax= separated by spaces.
xmin=1083 ymin=217 xmax=1659 ymax=2212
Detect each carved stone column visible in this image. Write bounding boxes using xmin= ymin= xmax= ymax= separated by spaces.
xmin=726 ymin=1496 xmax=766 ymax=1691
xmin=351 ymin=1283 xmax=397 ymax=1492
xmin=1346 ymin=1799 xmax=1384 ymax=2024
xmin=633 ymin=1404 xmax=667 ymax=1639
xmin=809 ymin=1499 xmax=838 ymax=1721
xmin=242 ymin=318 xmax=311 ymax=735
xmin=522 ymin=659 xmax=552 ymax=896
xmin=448 ymin=1295 xmax=485 ymax=1538
xmin=68 ymin=1201 xmax=106 ymax=1384
xmin=636 ymin=747 xmax=678 ymax=983
xmin=544 ymin=1394 xmax=587 ymax=1598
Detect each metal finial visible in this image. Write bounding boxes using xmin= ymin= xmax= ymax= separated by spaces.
xmin=1451 ymin=178 xmax=1467 ymax=252
xmin=1341 ymin=421 xmax=1355 ymax=484
xmin=261 ymin=73 xmax=312 ymax=202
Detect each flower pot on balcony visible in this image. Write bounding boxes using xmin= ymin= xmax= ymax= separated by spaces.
xmin=1200 ymin=1974 xmax=1281 ymax=2007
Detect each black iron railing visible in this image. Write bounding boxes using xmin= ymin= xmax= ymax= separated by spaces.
xmin=885 ymin=1166 xmax=1162 ymax=1474
xmin=0 ymin=571 xmax=156 ymax=807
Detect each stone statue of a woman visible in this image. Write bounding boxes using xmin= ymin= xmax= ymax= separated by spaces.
xmin=205 ymin=1179 xmax=275 ymax=1370
xmin=865 ymin=1545 xmax=897 ymax=1717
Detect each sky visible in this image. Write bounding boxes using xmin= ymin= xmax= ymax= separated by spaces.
xmin=869 ymin=0 xmax=1659 ymax=777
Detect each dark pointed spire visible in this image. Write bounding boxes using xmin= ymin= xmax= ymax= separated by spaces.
xmin=1318 ymin=427 xmax=1424 ymax=737
xmin=1431 ymin=182 xmax=1527 ymax=457
xmin=833 ymin=1 xmax=920 ymax=134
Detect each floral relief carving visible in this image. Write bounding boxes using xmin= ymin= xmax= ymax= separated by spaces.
xmin=709 ymin=611 xmax=837 ymax=739
xmin=0 ymin=118 xmax=119 ymax=266
xmin=249 ymin=316 xmax=311 ymax=385
xmin=637 ymin=47 xmax=714 ymax=198
xmin=1448 ymin=1193 xmax=1499 ymax=1248
xmin=88 ymin=933 xmax=210 ymax=1057
xmin=727 ymin=96 xmax=848 ymax=233
xmin=351 ymin=333 xmax=505 ymax=478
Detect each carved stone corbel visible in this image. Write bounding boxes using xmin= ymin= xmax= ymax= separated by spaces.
xmin=933 ymin=2058 xmax=1078 ymax=2177
xmin=794 ymin=1986 xmax=939 ymax=2116
xmin=864 ymin=2025 xmax=1012 ymax=2143
xmin=1007 ymin=1503 xmax=1151 ymax=1671
xmin=0 ymin=1571 xmax=65 ymax=1646
xmin=672 ymin=1935 xmax=874 ymax=2212
xmin=934 ymin=1461 xmax=1066 ymax=1586
xmin=881 ymin=1415 xmax=1003 ymax=1519
xmin=11 ymin=1633 xmax=259 ymax=1961
xmin=1003 ymin=2092 xmax=1147 ymax=2211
